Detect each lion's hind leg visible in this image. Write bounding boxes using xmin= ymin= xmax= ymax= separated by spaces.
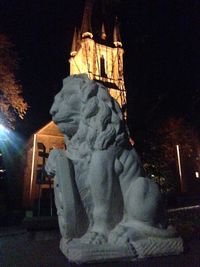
xmin=125 ymin=177 xmax=165 ymax=227
xmin=109 ymin=177 xmax=167 ymax=244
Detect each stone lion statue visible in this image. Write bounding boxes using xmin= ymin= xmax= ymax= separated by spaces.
xmin=45 ymin=74 xmax=182 ymax=262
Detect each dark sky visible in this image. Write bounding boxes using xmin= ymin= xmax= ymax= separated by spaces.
xmin=0 ymin=0 xmax=200 ymax=139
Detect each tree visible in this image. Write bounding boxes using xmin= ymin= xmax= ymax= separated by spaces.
xmin=141 ymin=117 xmax=199 ymax=193
xmin=159 ymin=118 xmax=197 ymax=166
xmin=0 ymin=34 xmax=27 ymax=128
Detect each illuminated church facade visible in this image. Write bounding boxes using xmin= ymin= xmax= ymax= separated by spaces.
xmin=69 ymin=0 xmax=127 ymax=114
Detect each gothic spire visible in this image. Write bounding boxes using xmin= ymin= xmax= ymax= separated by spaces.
xmin=70 ymin=28 xmax=78 ymax=56
xmin=81 ymin=0 xmax=94 ymax=38
xmin=113 ymin=17 xmax=122 ymax=47
xmin=101 ymin=22 xmax=107 ymax=40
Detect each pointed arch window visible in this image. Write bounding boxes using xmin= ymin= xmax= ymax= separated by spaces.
xmin=100 ymin=55 xmax=107 ymax=78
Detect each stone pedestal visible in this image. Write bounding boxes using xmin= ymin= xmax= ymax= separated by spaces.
xmin=60 ymin=236 xmax=183 ymax=264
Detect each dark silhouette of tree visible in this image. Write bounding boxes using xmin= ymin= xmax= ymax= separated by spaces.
xmin=159 ymin=118 xmax=197 ymax=166
xmin=0 ymin=34 xmax=28 ymax=128
xmin=142 ymin=117 xmax=199 ymax=193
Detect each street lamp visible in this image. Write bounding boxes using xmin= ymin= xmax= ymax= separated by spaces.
xmin=176 ymin=144 xmax=184 ymax=192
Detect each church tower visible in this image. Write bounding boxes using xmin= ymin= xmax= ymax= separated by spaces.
xmin=69 ymin=0 xmax=127 ymax=116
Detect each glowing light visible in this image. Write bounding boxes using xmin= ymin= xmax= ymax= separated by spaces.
xmin=0 ymin=124 xmax=9 ymax=132
xmin=0 ymin=125 xmax=25 ymax=175
xmin=0 ymin=124 xmax=10 ymax=141
xmin=129 ymin=138 xmax=135 ymax=146
xmin=82 ymin=32 xmax=93 ymax=38
xmin=195 ymin=171 xmax=199 ymax=178
xmin=30 ymin=134 xmax=37 ymax=200
xmin=168 ymin=205 xmax=200 ymax=212
xmin=176 ymin=144 xmax=184 ymax=192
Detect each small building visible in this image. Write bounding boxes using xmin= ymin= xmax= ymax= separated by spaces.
xmin=23 ymin=121 xmax=64 ymax=208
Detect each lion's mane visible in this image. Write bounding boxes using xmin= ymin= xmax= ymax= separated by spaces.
xmin=63 ymin=74 xmax=130 ymax=161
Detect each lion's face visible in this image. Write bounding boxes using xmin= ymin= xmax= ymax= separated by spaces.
xmin=50 ymin=74 xmax=128 ymax=150
xmin=50 ymin=76 xmax=82 ymax=137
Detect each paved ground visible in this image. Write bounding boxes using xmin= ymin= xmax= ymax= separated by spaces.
xmin=0 ymin=226 xmax=200 ymax=267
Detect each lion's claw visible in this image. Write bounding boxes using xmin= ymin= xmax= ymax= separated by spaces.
xmin=80 ymin=231 xmax=107 ymax=244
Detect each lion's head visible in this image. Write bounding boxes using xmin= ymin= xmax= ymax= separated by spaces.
xmin=50 ymin=74 xmax=130 ymax=156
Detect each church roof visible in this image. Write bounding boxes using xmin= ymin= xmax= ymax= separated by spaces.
xmin=36 ymin=121 xmax=63 ymax=137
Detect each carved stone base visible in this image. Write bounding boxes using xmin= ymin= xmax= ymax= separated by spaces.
xmin=60 ymin=236 xmax=184 ymax=264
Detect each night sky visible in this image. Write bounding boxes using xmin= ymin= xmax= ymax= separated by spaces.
xmin=0 ymin=0 xmax=200 ymax=140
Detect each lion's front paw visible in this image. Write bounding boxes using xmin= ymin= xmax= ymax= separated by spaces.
xmin=80 ymin=231 xmax=107 ymax=244
xmin=109 ymin=224 xmax=147 ymax=244
xmin=108 ymin=225 xmax=129 ymax=244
